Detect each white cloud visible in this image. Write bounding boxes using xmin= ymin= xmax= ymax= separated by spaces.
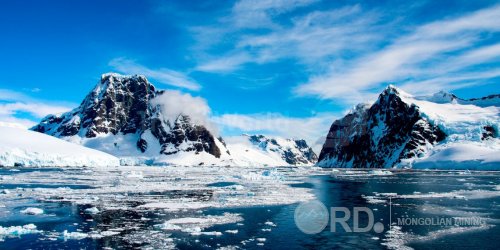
xmin=151 ymin=90 xmax=218 ymax=135
xmin=189 ymin=1 xmax=500 ymax=98
xmin=230 ymin=0 xmax=319 ymax=29
xmin=0 ymin=89 xmax=75 ymax=129
xmin=295 ymin=4 xmax=500 ymax=102
xmin=109 ymin=58 xmax=201 ymax=91
xmin=234 ymin=5 xmax=377 ymax=65
xmin=195 ymin=53 xmax=251 ymax=73
xmin=0 ymin=102 xmax=71 ymax=119
xmin=192 ymin=0 xmax=363 ymax=73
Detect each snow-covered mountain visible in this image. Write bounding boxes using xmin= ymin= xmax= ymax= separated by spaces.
xmin=31 ymin=73 xmax=232 ymax=166
xmin=317 ymin=86 xmax=500 ymax=169
xmin=29 ymin=73 xmax=317 ymax=167
xmin=417 ymin=90 xmax=500 ymax=107
xmin=0 ymin=126 xmax=119 ymax=167
xmin=226 ymin=135 xmax=318 ymax=166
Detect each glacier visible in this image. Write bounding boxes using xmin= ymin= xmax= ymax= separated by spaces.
xmin=0 ymin=126 xmax=120 ymax=167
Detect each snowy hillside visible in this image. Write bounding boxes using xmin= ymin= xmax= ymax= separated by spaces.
xmin=0 ymin=126 xmax=119 ymax=167
xmin=31 ymin=73 xmax=231 ymax=166
xmin=226 ymin=135 xmax=318 ymax=166
xmin=317 ymin=86 xmax=500 ymax=169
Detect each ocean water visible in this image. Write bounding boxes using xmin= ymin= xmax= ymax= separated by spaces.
xmin=0 ymin=167 xmax=499 ymax=249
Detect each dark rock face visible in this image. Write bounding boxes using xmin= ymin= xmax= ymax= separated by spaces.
xmin=152 ymin=115 xmax=221 ymax=157
xmin=468 ymin=94 xmax=500 ymax=101
xmin=318 ymin=86 xmax=445 ymax=168
xmin=31 ymin=74 xmax=224 ymax=158
xmin=248 ymin=135 xmax=318 ymax=165
xmin=32 ymin=74 xmax=156 ymax=137
xmin=482 ymin=126 xmax=497 ymax=140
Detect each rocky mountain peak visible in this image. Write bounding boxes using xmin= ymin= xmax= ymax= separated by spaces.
xmin=318 ymin=85 xmax=446 ymax=168
xmin=31 ymin=73 xmax=226 ymax=161
xmin=382 ymin=84 xmax=400 ymax=95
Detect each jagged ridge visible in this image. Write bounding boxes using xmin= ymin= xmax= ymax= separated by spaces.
xmin=32 ymin=73 xmax=224 ymax=159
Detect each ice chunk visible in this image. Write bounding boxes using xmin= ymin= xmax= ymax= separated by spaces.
xmin=84 ymin=207 xmax=100 ymax=214
xmin=190 ymin=231 xmax=222 ymax=236
xmin=63 ymin=230 xmax=88 ymax=240
xmin=100 ymin=230 xmax=120 ymax=237
xmin=20 ymin=207 xmax=44 ymax=215
xmin=264 ymin=221 xmax=276 ymax=227
xmin=0 ymin=224 xmax=41 ymax=241
xmin=368 ymin=170 xmax=393 ymax=176
xmin=154 ymin=222 xmax=182 ymax=231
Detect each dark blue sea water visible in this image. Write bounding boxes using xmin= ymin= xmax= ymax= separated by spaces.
xmin=1 ymin=168 xmax=499 ymax=249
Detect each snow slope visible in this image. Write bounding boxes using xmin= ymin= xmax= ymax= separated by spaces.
xmin=0 ymin=126 xmax=120 ymax=167
xmin=400 ymin=92 xmax=500 ymax=169
xmin=411 ymin=141 xmax=500 ymax=170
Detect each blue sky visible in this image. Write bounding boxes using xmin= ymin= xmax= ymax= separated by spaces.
xmin=1 ymin=0 xmax=500 ymax=147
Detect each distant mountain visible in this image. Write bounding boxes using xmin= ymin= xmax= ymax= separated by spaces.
xmin=226 ymin=134 xmax=318 ymax=166
xmin=317 ymin=86 xmax=500 ymax=169
xmin=417 ymin=90 xmax=500 ymax=107
xmin=32 ymin=73 xmax=231 ymax=166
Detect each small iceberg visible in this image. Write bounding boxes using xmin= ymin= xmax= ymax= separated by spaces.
xmin=154 ymin=222 xmax=182 ymax=231
xmin=458 ymin=169 xmax=472 ymax=175
xmin=0 ymin=224 xmax=41 ymax=240
xmin=368 ymin=170 xmax=393 ymax=176
xmin=20 ymin=207 xmax=44 ymax=215
xmin=63 ymin=230 xmax=88 ymax=240
xmin=84 ymin=207 xmax=100 ymax=214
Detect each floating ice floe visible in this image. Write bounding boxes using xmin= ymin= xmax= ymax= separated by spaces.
xmin=153 ymin=213 xmax=245 ymax=237
xmin=0 ymin=224 xmax=41 ymax=241
xmin=264 ymin=221 xmax=276 ymax=227
xmin=364 ymin=188 xmax=500 ymax=204
xmin=190 ymin=231 xmax=222 ymax=236
xmin=84 ymin=207 xmax=100 ymax=214
xmin=20 ymin=207 xmax=44 ymax=215
xmin=0 ymin=165 xmax=320 ymax=247
xmin=368 ymin=170 xmax=393 ymax=176
xmin=154 ymin=222 xmax=182 ymax=231
xmin=155 ymin=213 xmax=244 ymax=235
xmin=138 ymin=201 xmax=210 ymax=211
xmin=62 ymin=230 xmax=88 ymax=240
xmin=382 ymin=224 xmax=493 ymax=250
